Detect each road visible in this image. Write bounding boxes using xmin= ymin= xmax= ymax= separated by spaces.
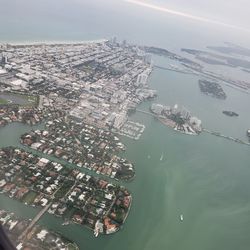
xmin=18 ymin=201 xmax=52 ymax=242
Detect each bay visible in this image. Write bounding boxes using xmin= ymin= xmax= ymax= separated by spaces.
xmin=0 ymin=1 xmax=250 ymax=249
xmin=1 ymin=67 xmax=250 ymax=250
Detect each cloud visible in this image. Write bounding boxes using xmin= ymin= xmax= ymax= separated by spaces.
xmin=124 ymin=0 xmax=250 ymax=33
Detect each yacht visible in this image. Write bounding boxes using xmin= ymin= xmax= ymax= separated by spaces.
xmin=160 ymin=153 xmax=163 ymax=161
xmin=180 ymin=214 xmax=184 ymax=221
xmin=94 ymin=229 xmax=99 ymax=237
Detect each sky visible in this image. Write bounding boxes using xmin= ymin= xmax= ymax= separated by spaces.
xmin=1 ymin=0 xmax=250 ymax=48
xmin=123 ymin=0 xmax=250 ymax=32
xmin=1 ymin=0 xmax=249 ymax=32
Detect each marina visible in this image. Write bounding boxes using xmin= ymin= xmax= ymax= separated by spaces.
xmin=116 ymin=120 xmax=145 ymax=140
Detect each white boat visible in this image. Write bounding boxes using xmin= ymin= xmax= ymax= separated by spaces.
xmin=62 ymin=221 xmax=70 ymax=226
xmin=147 ymin=155 xmax=151 ymax=159
xmin=180 ymin=214 xmax=184 ymax=221
xmin=94 ymin=229 xmax=99 ymax=237
xmin=160 ymin=153 xmax=163 ymax=161
xmin=94 ymin=220 xmax=100 ymax=237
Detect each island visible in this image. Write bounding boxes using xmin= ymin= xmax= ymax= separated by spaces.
xmin=20 ymin=116 xmax=135 ymax=181
xmin=0 ymin=147 xmax=132 ymax=237
xmin=150 ymin=103 xmax=202 ymax=135
xmin=182 ymin=45 xmax=250 ymax=70
xmin=222 ymin=111 xmax=239 ymax=117
xmin=144 ymin=44 xmax=250 ymax=92
xmin=0 ymin=209 xmax=79 ymax=250
xmin=0 ymin=39 xmax=155 ymax=242
xmin=199 ymin=79 xmax=227 ymax=99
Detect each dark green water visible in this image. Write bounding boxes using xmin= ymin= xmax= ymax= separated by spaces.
xmin=1 ymin=66 xmax=250 ymax=250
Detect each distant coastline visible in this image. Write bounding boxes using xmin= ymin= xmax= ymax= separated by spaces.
xmin=0 ymin=39 xmax=108 ymax=46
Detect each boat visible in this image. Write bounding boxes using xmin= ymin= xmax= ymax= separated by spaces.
xmin=180 ymin=214 xmax=184 ymax=221
xmin=147 ymin=155 xmax=151 ymax=159
xmin=247 ymin=129 xmax=250 ymax=138
xmin=94 ymin=229 xmax=99 ymax=237
xmin=160 ymin=153 xmax=163 ymax=161
xmin=62 ymin=220 xmax=70 ymax=226
xmin=94 ymin=220 xmax=100 ymax=237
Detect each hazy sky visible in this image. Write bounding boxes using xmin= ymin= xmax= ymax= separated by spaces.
xmin=1 ymin=0 xmax=250 ymax=31
xmin=1 ymin=0 xmax=250 ymax=47
xmin=124 ymin=0 xmax=250 ymax=31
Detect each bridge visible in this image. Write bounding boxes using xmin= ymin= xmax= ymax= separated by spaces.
xmin=136 ymin=109 xmax=158 ymax=117
xmin=18 ymin=201 xmax=52 ymax=242
xmin=154 ymin=65 xmax=191 ymax=74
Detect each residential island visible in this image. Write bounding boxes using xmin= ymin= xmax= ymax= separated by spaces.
xmin=0 ymin=147 xmax=132 ymax=236
xmin=150 ymin=103 xmax=202 ymax=135
xmin=0 ymin=209 xmax=79 ymax=250
xmin=20 ymin=117 xmax=135 ymax=181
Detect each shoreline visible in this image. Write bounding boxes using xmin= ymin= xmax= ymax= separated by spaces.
xmin=157 ymin=117 xmax=198 ymax=136
xmin=0 ymin=38 xmax=108 ymax=46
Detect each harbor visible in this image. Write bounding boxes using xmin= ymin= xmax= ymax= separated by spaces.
xmin=116 ymin=120 xmax=145 ymax=140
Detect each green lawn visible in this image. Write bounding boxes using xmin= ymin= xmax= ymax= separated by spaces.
xmin=22 ymin=191 xmax=39 ymax=204
xmin=54 ymin=180 xmax=74 ymax=200
xmin=0 ymin=92 xmax=39 ymax=107
xmin=0 ymin=98 xmax=9 ymax=105
xmin=13 ymin=93 xmax=39 ymax=107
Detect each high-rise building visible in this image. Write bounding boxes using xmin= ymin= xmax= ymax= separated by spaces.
xmin=122 ymin=39 xmax=127 ymax=47
xmin=1 ymin=53 xmax=8 ymax=65
xmin=136 ymin=73 xmax=148 ymax=86
xmin=144 ymin=53 xmax=152 ymax=65
xmin=111 ymin=36 xmax=117 ymax=45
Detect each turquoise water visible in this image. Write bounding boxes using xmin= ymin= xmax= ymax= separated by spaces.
xmin=1 ymin=67 xmax=250 ymax=250
xmin=1 ymin=1 xmax=250 ymax=249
